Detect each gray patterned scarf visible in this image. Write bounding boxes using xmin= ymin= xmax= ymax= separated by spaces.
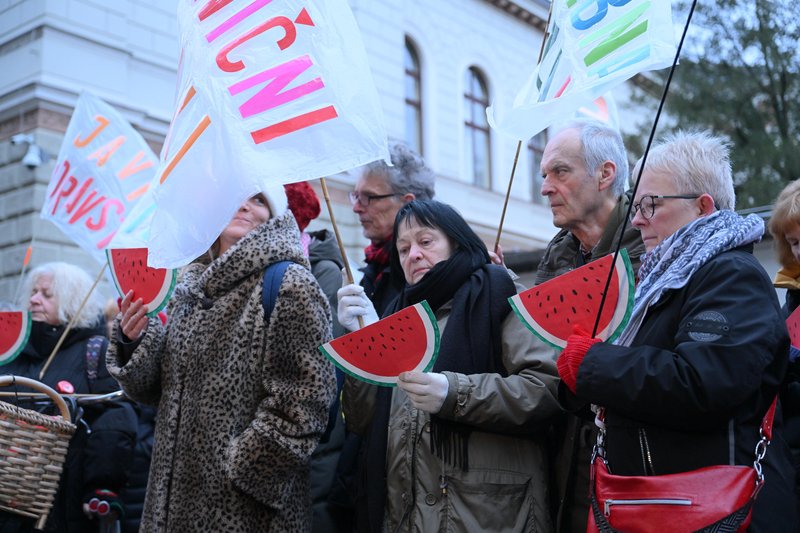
xmin=615 ymin=210 xmax=764 ymax=347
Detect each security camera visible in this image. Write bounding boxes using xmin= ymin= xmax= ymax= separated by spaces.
xmin=10 ymin=133 xmax=33 ymax=145
xmin=22 ymin=144 xmax=43 ymax=169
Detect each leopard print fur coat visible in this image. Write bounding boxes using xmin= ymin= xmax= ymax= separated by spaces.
xmin=107 ymin=211 xmax=336 ymax=532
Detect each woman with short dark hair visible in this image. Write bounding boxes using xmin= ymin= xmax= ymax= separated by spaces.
xmin=339 ymin=199 xmax=560 ymax=532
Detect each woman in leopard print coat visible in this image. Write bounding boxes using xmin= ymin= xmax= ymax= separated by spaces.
xmin=107 ymin=192 xmax=336 ymax=532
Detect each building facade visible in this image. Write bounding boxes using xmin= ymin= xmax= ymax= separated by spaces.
xmin=1 ymin=0 xmax=781 ymax=303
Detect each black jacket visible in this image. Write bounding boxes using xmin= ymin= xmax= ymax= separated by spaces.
xmin=570 ymin=246 xmax=797 ymax=531
xmin=119 ymin=403 xmax=156 ymax=533
xmin=0 ymin=320 xmax=136 ymax=533
xmin=360 ymin=261 xmax=402 ymax=318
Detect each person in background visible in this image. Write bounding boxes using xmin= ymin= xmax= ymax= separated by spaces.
xmin=767 ymin=178 xmax=800 ymax=520
xmin=349 ymin=140 xmax=436 ymax=316
xmin=108 ymin=186 xmax=336 ymax=532
xmin=1 ymin=262 xmax=136 ymax=533
xmin=536 ymin=118 xmax=645 ymax=533
xmin=557 ymin=131 xmax=796 ymax=531
xmin=284 ymin=181 xmax=348 ymax=532
xmin=329 ymin=140 xmax=436 ymax=530
xmin=339 ymin=200 xmax=560 ymax=532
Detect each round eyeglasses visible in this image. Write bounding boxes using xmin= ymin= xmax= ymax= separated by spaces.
xmin=630 ymin=195 xmax=700 ymax=221
xmin=348 ymin=191 xmax=401 ymax=207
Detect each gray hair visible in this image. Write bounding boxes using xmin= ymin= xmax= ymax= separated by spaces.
xmin=632 ymin=130 xmax=735 ymax=210
xmin=18 ymin=262 xmax=104 ymax=328
xmin=561 ymin=119 xmax=629 ymax=197
xmin=363 ymin=140 xmax=435 ymax=200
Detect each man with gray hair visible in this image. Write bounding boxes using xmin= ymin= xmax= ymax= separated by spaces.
xmin=327 ymin=141 xmax=435 ymax=531
xmin=348 ymin=140 xmax=435 ymax=316
xmin=535 ymin=119 xmax=645 ymax=533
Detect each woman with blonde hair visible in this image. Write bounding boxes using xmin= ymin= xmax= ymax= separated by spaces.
xmin=768 ymin=178 xmax=800 ymax=519
xmin=0 ymin=261 xmax=135 ymax=533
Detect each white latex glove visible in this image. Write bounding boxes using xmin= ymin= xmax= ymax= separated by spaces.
xmin=337 ymin=280 xmax=379 ymax=332
xmin=397 ymin=371 xmax=449 ymax=414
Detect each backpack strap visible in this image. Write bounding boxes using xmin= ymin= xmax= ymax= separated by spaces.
xmin=85 ymin=335 xmax=107 ymax=384
xmin=262 ymin=261 xmax=292 ymax=322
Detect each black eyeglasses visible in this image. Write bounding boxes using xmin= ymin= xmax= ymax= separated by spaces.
xmin=630 ymin=195 xmax=700 ymax=221
xmin=348 ymin=191 xmax=401 ymax=207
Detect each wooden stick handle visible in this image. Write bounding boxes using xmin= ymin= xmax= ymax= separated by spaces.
xmin=494 ymin=3 xmax=554 ymax=251
xmin=319 ymin=177 xmax=364 ymax=328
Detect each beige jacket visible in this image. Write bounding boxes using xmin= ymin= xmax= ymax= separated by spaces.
xmin=344 ymin=299 xmax=560 ymax=532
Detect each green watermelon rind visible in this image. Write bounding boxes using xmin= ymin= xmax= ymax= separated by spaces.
xmin=0 ymin=311 xmax=32 ymax=366
xmin=106 ymin=248 xmax=177 ymax=318
xmin=508 ymin=249 xmax=635 ymax=350
xmin=318 ymin=301 xmax=441 ymax=387
xmin=598 ymin=249 xmax=635 ymax=345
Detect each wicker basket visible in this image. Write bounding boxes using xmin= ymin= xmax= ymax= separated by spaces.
xmin=0 ymin=375 xmax=76 ymax=530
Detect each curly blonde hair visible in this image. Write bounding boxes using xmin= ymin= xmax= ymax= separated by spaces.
xmin=17 ymin=262 xmax=104 ymax=328
xmin=769 ymin=179 xmax=800 ymax=269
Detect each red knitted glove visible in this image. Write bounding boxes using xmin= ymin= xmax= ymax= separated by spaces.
xmin=557 ymin=328 xmax=601 ymax=393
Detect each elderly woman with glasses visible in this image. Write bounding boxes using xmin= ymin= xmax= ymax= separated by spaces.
xmin=557 ymin=131 xmax=796 ymax=530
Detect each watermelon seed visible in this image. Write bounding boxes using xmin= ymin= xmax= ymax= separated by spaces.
xmin=559 ymin=294 xmax=564 ymax=303
xmin=571 ymin=289 xmax=578 ymax=296
xmin=583 ymin=277 xmax=588 ymax=282
xmin=546 ymin=313 xmax=549 ymax=319
xmin=572 ymin=306 xmax=577 ymax=314
xmin=546 ymin=295 xmax=550 ymax=301
xmin=587 ymin=294 xmax=593 ymax=300
xmin=566 ymin=318 xmax=571 ymax=324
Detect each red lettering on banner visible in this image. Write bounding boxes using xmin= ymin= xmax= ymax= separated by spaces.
xmin=68 ymin=191 xmax=106 ymax=225
xmin=64 ymin=177 xmax=94 ymax=215
xmin=229 ymin=55 xmax=324 ymax=118
xmin=199 ymin=0 xmax=236 ymax=21
xmin=251 ymin=105 xmax=338 ymax=144
xmin=88 ymin=136 xmax=126 ymax=167
xmin=87 ymin=199 xmax=124 ymax=231
xmin=74 ymin=116 xmax=110 ymax=148
xmin=217 ymin=16 xmax=297 ymax=72
xmin=49 ymin=160 xmax=71 ymax=198
xmin=50 ymin=175 xmax=78 ymax=215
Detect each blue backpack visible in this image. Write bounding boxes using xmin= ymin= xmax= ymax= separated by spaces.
xmin=262 ymin=260 xmax=338 ymax=440
xmin=261 ymin=260 xmax=292 ymax=320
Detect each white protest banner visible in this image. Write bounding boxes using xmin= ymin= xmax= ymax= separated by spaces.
xmin=41 ymin=91 xmax=159 ymax=263
xmin=142 ymin=0 xmax=390 ymax=268
xmin=575 ymin=93 xmax=620 ymax=130
xmin=487 ymin=0 xmax=676 ymax=139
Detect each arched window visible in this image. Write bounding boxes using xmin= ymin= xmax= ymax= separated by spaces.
xmin=464 ymin=67 xmax=491 ymax=188
xmin=528 ymin=131 xmax=548 ymax=204
xmin=404 ymin=38 xmax=423 ymax=155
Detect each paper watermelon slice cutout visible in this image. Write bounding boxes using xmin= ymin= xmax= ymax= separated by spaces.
xmin=107 ymin=248 xmax=177 ymax=317
xmin=319 ymin=301 xmax=440 ymax=386
xmin=510 ymin=249 xmax=635 ymax=349
xmin=0 ymin=311 xmax=31 ymax=366
xmin=786 ymin=306 xmax=800 ymax=361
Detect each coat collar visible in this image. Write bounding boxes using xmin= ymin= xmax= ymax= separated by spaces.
xmin=182 ymin=211 xmax=308 ymax=300
xmin=774 ymin=265 xmax=800 ymax=290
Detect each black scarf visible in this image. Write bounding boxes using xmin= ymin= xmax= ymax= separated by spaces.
xmin=356 ymin=248 xmax=516 ymax=532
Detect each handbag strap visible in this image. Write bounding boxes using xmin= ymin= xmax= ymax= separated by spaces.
xmin=593 ymin=395 xmax=779 ymax=477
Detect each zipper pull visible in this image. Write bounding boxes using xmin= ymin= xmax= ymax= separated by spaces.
xmin=605 ymin=499 xmax=611 ymax=516
xmin=439 ymin=475 xmax=448 ymax=496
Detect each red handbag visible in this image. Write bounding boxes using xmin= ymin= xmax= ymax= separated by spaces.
xmin=587 ymin=398 xmax=777 ymax=533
